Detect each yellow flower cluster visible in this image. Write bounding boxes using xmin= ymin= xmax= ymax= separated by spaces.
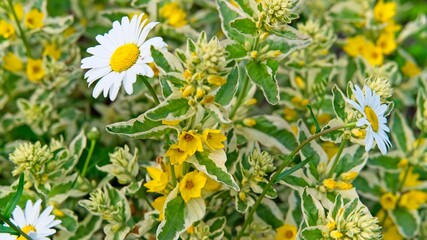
xmin=322 ymin=171 xmax=358 ymax=191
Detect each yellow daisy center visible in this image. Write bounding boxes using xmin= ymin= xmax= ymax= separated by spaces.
xmin=110 ymin=43 xmax=140 ymax=72
xmin=17 ymin=225 xmax=36 ymax=240
xmin=364 ymin=106 xmax=379 ymax=132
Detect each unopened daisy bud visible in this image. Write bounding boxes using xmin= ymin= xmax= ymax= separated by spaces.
xmin=323 ymin=178 xmax=336 ymax=190
xmin=207 ymin=75 xmax=226 ymax=86
xmin=243 ymin=118 xmax=257 ymax=127
xmin=294 ymin=76 xmax=305 ymax=89
xmin=182 ymin=85 xmax=195 ymax=97
xmin=87 ymin=127 xmax=100 ymax=141
xmin=365 ymin=76 xmax=393 ymax=101
xmin=245 ymin=98 xmax=257 ymax=106
xmin=250 ymin=50 xmax=258 ymax=59
xmin=340 ymin=171 xmax=358 ymax=182
xmin=335 ymin=181 xmax=353 ymax=190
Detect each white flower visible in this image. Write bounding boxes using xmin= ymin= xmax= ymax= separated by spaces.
xmin=81 ymin=14 xmax=167 ymax=101
xmin=0 ymin=200 xmax=61 ymax=240
xmin=346 ymin=85 xmax=392 ymax=154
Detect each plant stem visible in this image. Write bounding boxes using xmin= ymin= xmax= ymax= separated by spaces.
xmin=5 ymin=0 xmax=32 ymax=58
xmin=81 ymin=139 xmax=96 ymax=178
xmin=0 ymin=213 xmax=31 ymax=240
xmin=327 ymin=138 xmax=348 ymax=178
xmin=170 ymin=164 xmax=177 ymax=186
xmin=140 ymin=76 xmax=160 ymax=105
xmin=235 ymin=123 xmax=355 ymax=239
xmin=230 ymin=74 xmax=250 ymax=119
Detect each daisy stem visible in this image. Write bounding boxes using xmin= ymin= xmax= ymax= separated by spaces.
xmin=140 ymin=76 xmax=160 ymax=105
xmin=235 ymin=123 xmax=355 ymax=240
xmin=5 ymin=0 xmax=32 ymax=58
xmin=0 ymin=212 xmax=31 ymax=240
xmin=81 ymin=139 xmax=96 ymax=178
xmin=326 ymin=138 xmax=348 ymax=178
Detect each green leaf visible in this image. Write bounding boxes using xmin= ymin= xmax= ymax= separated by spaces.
xmin=151 ymin=47 xmax=173 ymax=72
xmin=246 ymin=61 xmax=279 ymax=104
xmin=190 ymin=151 xmax=239 ymax=191
xmin=256 ymin=199 xmax=283 ymax=229
xmin=233 ymin=0 xmax=255 ymax=15
xmin=301 ymin=227 xmax=324 ymax=240
xmin=217 ymin=0 xmax=245 ymax=43
xmin=0 ymin=225 xmax=18 ymax=235
xmin=301 ymin=189 xmax=320 ymax=226
xmin=240 ymin=116 xmax=298 ymax=154
xmin=330 ymin=195 xmax=343 ymax=219
xmin=107 ymin=115 xmax=178 ymax=139
xmin=275 ymin=156 xmax=312 ymax=183
xmin=131 ymin=0 xmax=150 ymax=7
xmin=307 ymin=105 xmax=320 ymax=133
xmin=69 ymin=215 xmax=102 ymax=240
xmin=368 ymin=154 xmax=401 ymax=171
xmin=146 ymin=97 xmax=195 ymax=121
xmin=70 ymin=130 xmax=87 ymax=159
xmin=391 ymin=207 xmax=419 ymax=238
xmin=335 ymin=145 xmax=366 ymax=176
xmin=226 ymin=43 xmax=248 ymax=60
xmin=3 ymin=174 xmax=24 ymax=218
xmin=332 ymin=85 xmax=347 ymax=120
xmin=391 ymin=111 xmax=415 ymax=153
xmin=215 ymin=66 xmax=240 ymax=105
xmin=416 ymin=89 xmax=426 ymax=132
xmin=57 ymin=209 xmax=78 ymax=232
xmin=230 ymin=18 xmax=257 ymax=35
xmin=263 ymin=33 xmax=311 ymax=56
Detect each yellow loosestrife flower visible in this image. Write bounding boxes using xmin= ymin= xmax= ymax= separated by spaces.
xmin=25 ymin=9 xmax=45 ymax=29
xmin=275 ymin=224 xmax=297 ymax=240
xmin=383 ymin=20 xmax=401 ymax=34
xmin=399 ymin=190 xmax=427 ymax=210
xmin=283 ymin=108 xmax=298 ymax=121
xmin=380 ymin=192 xmax=398 ymax=210
xmin=362 ymin=42 xmax=383 ymax=66
xmin=26 ymin=59 xmax=45 ymax=82
xmin=343 ymin=35 xmax=366 ymax=57
xmin=321 ymin=142 xmax=338 ymax=160
xmin=13 ymin=3 xmax=24 ymax=20
xmin=152 ymin=196 xmax=167 ymax=221
xmin=178 ymin=130 xmax=204 ymax=156
xmin=202 ymin=129 xmax=226 ymax=150
xmin=144 ymin=166 xmax=169 ymax=193
xmin=401 ymin=61 xmax=421 ymax=78
xmin=374 ymin=1 xmax=396 ymax=23
xmin=165 ymin=144 xmax=189 ymax=165
xmin=160 ymin=3 xmax=188 ymax=28
xmin=0 ymin=20 xmax=15 ymax=38
xmin=43 ymin=43 xmax=61 ymax=60
xmin=323 ymin=178 xmax=336 ymax=190
xmin=376 ymin=33 xmax=396 ymax=55
xmin=179 ymin=171 xmax=207 ymax=202
xmin=3 ymin=52 xmax=23 ymax=73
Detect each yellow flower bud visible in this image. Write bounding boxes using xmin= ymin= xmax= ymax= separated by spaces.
xmin=243 ymin=118 xmax=256 ymax=127
xmin=250 ymin=51 xmax=258 ymax=59
xmin=182 ymin=85 xmax=195 ymax=97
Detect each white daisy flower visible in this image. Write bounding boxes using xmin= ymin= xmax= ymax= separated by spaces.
xmin=346 ymin=84 xmax=392 ymax=154
xmin=0 ymin=200 xmax=61 ymax=240
xmin=81 ymin=14 xmax=167 ymax=101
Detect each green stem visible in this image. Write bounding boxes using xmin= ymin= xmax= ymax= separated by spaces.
xmin=326 ymin=138 xmax=348 ymax=178
xmin=230 ymin=74 xmax=250 ymax=119
xmin=140 ymin=76 xmax=160 ymax=105
xmin=0 ymin=213 xmax=31 ymax=240
xmin=235 ymin=123 xmax=355 ymax=240
xmin=5 ymin=0 xmax=32 ymax=58
xmin=170 ymin=164 xmax=177 ymax=186
xmin=81 ymin=139 xmax=96 ymax=178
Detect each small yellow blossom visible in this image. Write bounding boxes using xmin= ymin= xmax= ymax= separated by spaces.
xmin=343 ymin=35 xmax=367 ymax=57
xmin=340 ymin=171 xmax=358 ymax=182
xmin=3 ymin=52 xmax=23 ymax=73
xmin=284 ymin=108 xmax=298 ymax=121
xmin=244 ymin=98 xmax=257 ymax=106
xmin=362 ymin=42 xmax=384 ymax=66
xmin=203 ymin=174 xmax=222 ymax=192
xmin=351 ymin=128 xmax=366 ymax=139
xmin=323 ymin=178 xmax=337 ymax=190
xmin=43 ymin=43 xmax=61 ymax=60
xmin=243 ymin=118 xmax=256 ymax=127
xmin=144 ymin=166 xmax=169 ymax=193
xmin=207 ymin=75 xmax=226 ymax=86
xmin=374 ymin=0 xmax=396 ymax=23
xmin=179 ymin=171 xmax=207 ymax=202
xmin=317 ymin=113 xmax=331 ymax=125
xmin=377 ymin=211 xmax=403 ymax=240
xmin=401 ymin=61 xmax=421 ymax=78
xmin=26 ymin=59 xmax=45 ymax=82
xmin=335 ymin=181 xmax=353 ymax=190
xmin=152 ymin=196 xmax=167 ymax=221
xmin=178 ymin=130 xmax=204 ymax=156
xmin=160 ymin=2 xmax=188 ymax=28
xmin=326 ymin=220 xmax=336 ymax=230
xmin=0 ymin=20 xmax=15 ymax=38
xmin=250 ymin=50 xmax=258 ymax=59
xmin=376 ymin=33 xmax=396 ymax=55
xmin=291 ymin=96 xmax=309 ymax=109
xmin=294 ymin=76 xmax=305 ymax=89
xmin=13 ymin=3 xmax=24 ymax=20
xmin=182 ymin=85 xmax=195 ymax=97
xmin=380 ymin=192 xmax=398 ymax=210
xmin=399 ymin=190 xmax=427 ymax=210
xmin=25 ymin=9 xmax=45 ymax=29
xmin=330 ymin=230 xmax=343 ymax=239
xmin=202 ymin=129 xmax=226 ymax=150
xmin=149 ymin=62 xmax=160 ymax=77
xmin=397 ymin=158 xmax=408 ymax=168
xmin=275 ymin=224 xmax=297 ymax=240
xmin=229 ymin=0 xmax=240 ymax=8
xmin=165 ymin=144 xmax=189 ymax=165
xmin=383 ymin=20 xmax=401 ymax=34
